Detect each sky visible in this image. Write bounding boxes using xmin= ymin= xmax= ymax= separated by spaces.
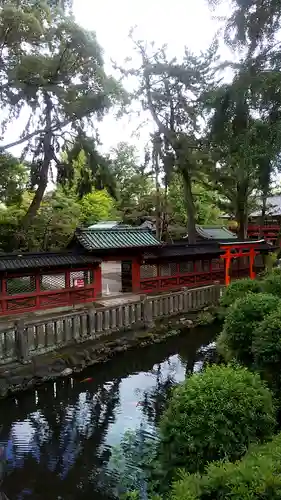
xmin=4 ymin=0 xmax=231 ymax=163
xmin=73 ymin=0 xmax=230 ymax=155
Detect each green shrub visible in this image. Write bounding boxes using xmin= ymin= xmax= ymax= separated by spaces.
xmin=270 ymin=266 xmax=281 ymax=276
xmin=171 ymin=432 xmax=281 ymax=500
xmin=252 ymin=307 xmax=281 ymax=390
xmin=261 ymin=273 xmax=281 ymax=297
xmin=217 ymin=292 xmax=280 ymax=365
xmin=220 ymin=278 xmax=261 ymax=308
xmin=158 ymin=365 xmax=275 ymax=480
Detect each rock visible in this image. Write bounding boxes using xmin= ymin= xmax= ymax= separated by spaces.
xmin=34 ymin=365 xmax=51 ymax=378
xmin=67 ymin=355 xmax=78 ymax=366
xmin=60 ymin=367 xmax=73 ymax=377
xmin=182 ymin=319 xmax=194 ymax=327
xmin=0 ymin=379 xmax=8 ymax=397
xmin=8 ymin=375 xmax=25 ymax=387
xmin=169 ymin=329 xmax=179 ymax=336
xmin=50 ymin=359 xmax=66 ymax=373
xmin=83 ymin=349 xmax=92 ymax=362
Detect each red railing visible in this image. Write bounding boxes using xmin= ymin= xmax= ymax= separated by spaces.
xmin=139 ymin=259 xmax=225 ymax=294
xmin=139 ymin=270 xmax=225 ymax=293
xmin=0 ymin=266 xmax=100 ymax=316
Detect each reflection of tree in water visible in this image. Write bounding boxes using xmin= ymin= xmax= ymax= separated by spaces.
xmin=1 ymin=378 xmax=121 ymax=499
xmin=136 ymin=359 xmax=179 ymax=427
xmin=138 ymin=340 xmax=220 ymax=427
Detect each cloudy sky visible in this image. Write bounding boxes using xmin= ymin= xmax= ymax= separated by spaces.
xmin=5 ymin=0 xmax=230 ymax=158
xmin=73 ymin=0 xmax=231 ymax=154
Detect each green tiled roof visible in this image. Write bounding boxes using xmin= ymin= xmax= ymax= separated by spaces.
xmin=75 ymin=228 xmax=161 ymax=250
xmin=0 ymin=253 xmax=101 ymax=271
xmin=196 ymin=225 xmax=238 ymax=241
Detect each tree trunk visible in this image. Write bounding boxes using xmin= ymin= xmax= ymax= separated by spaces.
xmin=21 ymin=93 xmax=53 ymax=229
xmin=237 ymin=208 xmax=248 ymax=240
xmin=182 ymin=168 xmax=197 ymax=244
xmin=162 ymin=176 xmax=169 ymax=241
xmin=154 ymin=150 xmax=161 ymax=240
xmin=236 ymin=180 xmax=248 ymax=240
xmin=258 ymin=192 xmax=267 ymax=238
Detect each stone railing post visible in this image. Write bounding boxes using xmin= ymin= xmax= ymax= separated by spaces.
xmin=142 ymin=296 xmax=154 ymax=329
xmin=15 ymin=319 xmax=30 ymax=364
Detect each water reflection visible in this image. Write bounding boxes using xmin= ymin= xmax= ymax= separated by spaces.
xmin=0 ymin=326 xmax=218 ymax=499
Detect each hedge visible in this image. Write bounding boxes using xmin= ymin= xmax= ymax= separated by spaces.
xmin=171 ymin=432 xmax=281 ymax=500
xmin=158 ymin=365 xmax=276 ymax=480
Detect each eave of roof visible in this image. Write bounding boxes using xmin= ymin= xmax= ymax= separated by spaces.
xmin=0 ymin=252 xmax=101 ymax=271
xmin=144 ymin=242 xmax=223 ymax=259
xmin=195 ymin=225 xmax=238 ymax=241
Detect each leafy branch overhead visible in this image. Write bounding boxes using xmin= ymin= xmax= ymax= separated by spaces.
xmin=0 ymin=0 xmax=126 ymax=230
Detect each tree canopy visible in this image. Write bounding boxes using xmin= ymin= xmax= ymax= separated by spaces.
xmin=1 ymin=0 xmax=281 ymax=250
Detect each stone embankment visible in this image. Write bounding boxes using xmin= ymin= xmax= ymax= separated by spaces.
xmin=0 ymin=285 xmax=223 ymax=399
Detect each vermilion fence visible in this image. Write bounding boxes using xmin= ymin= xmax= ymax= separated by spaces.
xmin=0 ymin=266 xmax=100 ymax=316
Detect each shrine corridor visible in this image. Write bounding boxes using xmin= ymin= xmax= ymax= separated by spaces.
xmin=0 ymin=324 xmax=219 ymax=499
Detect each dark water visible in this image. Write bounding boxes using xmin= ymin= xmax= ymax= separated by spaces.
xmin=0 ymin=326 xmax=218 ymax=500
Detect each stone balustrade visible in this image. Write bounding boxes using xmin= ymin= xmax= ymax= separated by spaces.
xmin=0 ymin=284 xmax=223 ymax=364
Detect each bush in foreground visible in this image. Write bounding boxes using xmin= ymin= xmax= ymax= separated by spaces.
xmin=220 ymin=277 xmax=262 ymax=309
xmin=171 ymin=432 xmax=281 ymax=500
xmin=158 ymin=365 xmax=276 ymax=480
xmin=252 ymin=307 xmax=281 ymax=390
xmin=217 ymin=292 xmax=280 ymax=365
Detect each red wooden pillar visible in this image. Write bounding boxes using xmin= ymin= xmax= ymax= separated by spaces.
xmin=94 ymin=264 xmax=102 ymax=298
xmin=132 ymin=257 xmax=141 ymax=293
xmin=35 ymin=272 xmax=41 ymax=309
xmin=224 ymin=248 xmax=231 ymax=286
xmin=65 ymin=269 xmax=71 ymax=304
xmin=249 ymin=248 xmax=256 ymax=280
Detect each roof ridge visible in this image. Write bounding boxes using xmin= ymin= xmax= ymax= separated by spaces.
xmin=79 ymin=227 xmax=153 ymax=232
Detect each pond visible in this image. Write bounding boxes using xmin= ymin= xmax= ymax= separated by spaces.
xmin=0 ymin=325 xmax=219 ymax=499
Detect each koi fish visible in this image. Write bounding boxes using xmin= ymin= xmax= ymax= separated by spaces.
xmin=80 ymin=377 xmax=93 ymax=383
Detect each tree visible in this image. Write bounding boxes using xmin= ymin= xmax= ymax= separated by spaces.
xmin=208 ymin=0 xmax=281 ymax=53
xmin=110 ymin=141 xmax=156 ymax=225
xmin=0 ymin=188 xmax=81 ymax=251
xmin=168 ymin=173 xmax=220 ymax=228
xmin=205 ymin=1 xmax=281 ymax=236
xmin=79 ymin=190 xmax=116 ymax=226
xmin=121 ymin=37 xmax=219 ymax=242
xmin=59 ymin=143 xmax=117 ymax=201
xmin=0 ymin=152 xmax=28 ymax=205
xmin=0 ymin=1 xmax=124 ymax=228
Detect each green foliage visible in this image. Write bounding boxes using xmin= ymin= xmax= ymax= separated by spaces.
xmin=218 ymin=292 xmax=280 ymax=365
xmin=195 ymin=311 xmax=215 ymax=326
xmin=220 ymin=278 xmax=262 ymax=308
xmin=171 ymin=432 xmax=281 ymax=500
xmin=261 ymin=273 xmax=281 ymax=297
xmin=252 ymin=307 xmax=281 ymax=389
xmin=0 ymin=189 xmax=81 ymax=251
xmin=159 ymin=365 xmax=275 ymax=481
xmin=61 ymin=141 xmax=117 ymax=200
xmin=168 ymin=173 xmax=220 ymax=227
xmin=79 ymin=190 xmax=116 ymax=226
xmin=110 ymin=142 xmax=156 ymax=225
xmin=0 ymin=153 xmax=28 ymax=205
